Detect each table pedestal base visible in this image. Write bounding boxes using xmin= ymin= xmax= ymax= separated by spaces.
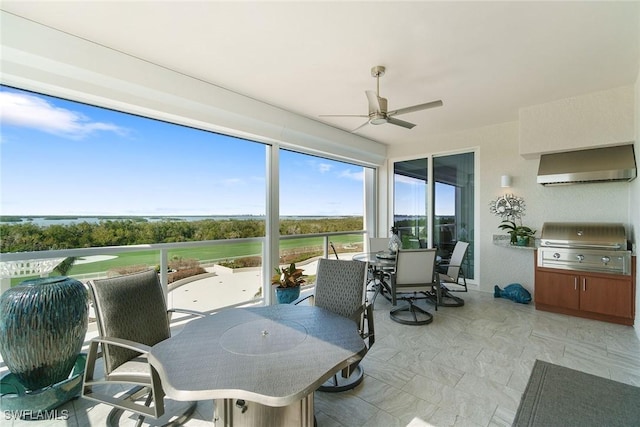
xmin=214 ymin=393 xmax=314 ymax=427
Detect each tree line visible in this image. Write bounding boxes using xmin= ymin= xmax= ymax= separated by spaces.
xmin=0 ymin=217 xmax=364 ymax=253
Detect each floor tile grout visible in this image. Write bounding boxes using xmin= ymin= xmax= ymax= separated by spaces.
xmin=6 ymin=289 xmax=640 ymax=427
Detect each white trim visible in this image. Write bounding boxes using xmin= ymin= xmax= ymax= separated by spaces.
xmin=265 ymin=144 xmax=279 ymax=305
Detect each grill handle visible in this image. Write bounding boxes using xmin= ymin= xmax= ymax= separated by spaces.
xmin=542 ymin=241 xmax=622 ymax=250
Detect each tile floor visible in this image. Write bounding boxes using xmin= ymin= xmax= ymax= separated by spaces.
xmin=4 ymin=289 xmax=640 ymax=427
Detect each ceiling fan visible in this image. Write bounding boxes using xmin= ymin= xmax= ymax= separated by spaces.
xmin=320 ymin=65 xmax=443 ymax=132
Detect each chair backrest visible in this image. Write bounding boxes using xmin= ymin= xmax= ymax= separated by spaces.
xmin=394 ymin=249 xmax=438 ymax=290
xmin=446 ymin=241 xmax=469 ymax=279
xmin=314 ymin=258 xmax=368 ymax=323
xmin=87 ymin=269 xmax=171 ymax=373
xmin=369 ymin=237 xmax=389 ymax=253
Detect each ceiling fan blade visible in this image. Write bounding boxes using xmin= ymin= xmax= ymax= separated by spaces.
xmin=388 ymin=100 xmax=443 ymax=117
xmin=387 ymin=117 xmax=416 ymax=129
xmin=319 ymin=114 xmax=369 ymax=118
xmin=351 ymin=120 xmax=370 ymax=132
xmin=365 ymin=90 xmax=381 ymax=113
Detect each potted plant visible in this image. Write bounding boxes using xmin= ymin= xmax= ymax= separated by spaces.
xmin=498 ymin=220 xmax=536 ymax=246
xmin=271 ymin=263 xmax=306 ymax=304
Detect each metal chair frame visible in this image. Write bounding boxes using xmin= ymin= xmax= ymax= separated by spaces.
xmin=439 ymin=241 xmax=469 ymax=292
xmin=82 ymin=269 xmax=204 ymax=426
xmin=390 ymin=249 xmax=439 ymax=325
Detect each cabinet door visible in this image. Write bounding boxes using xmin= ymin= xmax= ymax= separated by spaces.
xmin=535 ymin=270 xmax=579 ymax=310
xmin=579 ymin=275 xmax=634 ymax=318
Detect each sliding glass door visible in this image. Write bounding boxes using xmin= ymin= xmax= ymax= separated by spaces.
xmin=393 ymin=152 xmax=475 ymax=279
xmin=433 ymin=152 xmax=474 ymax=279
xmin=393 ymin=158 xmax=428 ymax=249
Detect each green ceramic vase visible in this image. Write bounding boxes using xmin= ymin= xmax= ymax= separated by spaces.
xmin=0 ymin=276 xmax=88 ymax=391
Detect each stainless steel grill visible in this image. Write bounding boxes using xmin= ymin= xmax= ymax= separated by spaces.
xmin=537 ymin=222 xmax=632 ymax=275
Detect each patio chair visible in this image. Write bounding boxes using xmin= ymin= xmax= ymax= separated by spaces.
xmin=297 ymin=258 xmax=373 ymax=392
xmin=82 ymin=269 xmax=204 ymax=426
xmin=390 ymin=249 xmax=438 ymax=325
xmin=439 ymin=241 xmax=469 ymax=292
xmin=368 ymin=237 xmax=389 ymax=253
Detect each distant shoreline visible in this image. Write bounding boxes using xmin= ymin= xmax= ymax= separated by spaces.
xmin=0 ymin=214 xmax=365 ymax=227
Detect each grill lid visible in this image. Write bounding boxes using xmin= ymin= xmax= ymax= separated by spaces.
xmin=540 ymin=222 xmax=627 ymax=250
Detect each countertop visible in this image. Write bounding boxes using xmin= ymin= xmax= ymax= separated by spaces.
xmin=492 ymin=234 xmax=539 ymax=250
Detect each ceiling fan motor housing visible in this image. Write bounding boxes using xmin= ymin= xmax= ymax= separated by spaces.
xmin=319 ymin=64 xmax=442 ymax=131
xmin=369 ymin=96 xmax=388 ymax=124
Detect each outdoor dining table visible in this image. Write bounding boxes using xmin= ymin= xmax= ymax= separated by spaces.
xmin=352 ymin=251 xmax=396 ymax=303
xmin=148 ymin=304 xmax=365 ymax=427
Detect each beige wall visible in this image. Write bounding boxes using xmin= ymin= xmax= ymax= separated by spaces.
xmin=519 ymin=85 xmax=635 ymax=158
xmin=387 ymin=89 xmax=636 ymax=296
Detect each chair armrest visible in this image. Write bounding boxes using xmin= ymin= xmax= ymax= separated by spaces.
xmin=293 ymin=293 xmax=315 ymax=306
xmin=439 ymin=272 xmax=456 ymax=281
xmin=83 ymin=336 xmax=152 ymax=381
xmin=92 ymin=336 xmax=152 ymax=354
xmin=168 ymin=308 xmax=207 ymax=318
xmin=440 ymin=262 xmax=463 ymax=268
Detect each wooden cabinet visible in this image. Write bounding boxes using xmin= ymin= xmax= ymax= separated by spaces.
xmin=535 ymin=269 xmax=580 ymax=310
xmin=534 ymin=254 xmax=636 ymax=325
xmin=579 ymin=274 xmax=634 ymax=318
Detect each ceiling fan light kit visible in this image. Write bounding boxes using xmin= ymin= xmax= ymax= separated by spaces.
xmin=370 ymin=116 xmax=387 ymax=125
xmin=320 ymin=65 xmax=443 ymax=132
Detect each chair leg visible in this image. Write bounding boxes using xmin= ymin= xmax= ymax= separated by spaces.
xmin=447 ymin=271 xmax=468 ymax=292
xmin=438 ymin=285 xmax=465 ymax=307
xmin=390 ymin=299 xmax=433 ymax=325
xmin=318 ymin=365 xmax=365 ymax=392
xmin=134 ymin=391 xmax=155 ymax=427
xmin=106 ymin=387 xmax=197 ymax=427
xmin=368 ymin=279 xmax=381 ymax=305
xmin=367 ymin=272 xmax=392 ymax=305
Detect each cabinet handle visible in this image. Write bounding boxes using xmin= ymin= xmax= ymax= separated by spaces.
xmin=574 ymin=277 xmax=578 ymax=291
xmin=582 ymin=278 xmax=586 ymax=292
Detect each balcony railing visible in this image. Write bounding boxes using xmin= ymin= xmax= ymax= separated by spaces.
xmin=0 ymin=231 xmax=365 ymax=313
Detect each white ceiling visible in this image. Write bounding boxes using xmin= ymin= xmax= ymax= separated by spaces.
xmin=2 ymin=1 xmax=639 ymax=147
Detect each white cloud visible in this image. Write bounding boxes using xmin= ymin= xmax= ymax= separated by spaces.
xmin=0 ymin=91 xmax=128 ymax=139
xmin=309 ymin=161 xmax=332 ymax=173
xmin=339 ymin=169 xmax=364 ymax=181
xmin=318 ymin=163 xmax=333 ymax=173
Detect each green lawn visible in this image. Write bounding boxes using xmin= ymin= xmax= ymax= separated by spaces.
xmin=10 ymin=234 xmax=363 ymax=285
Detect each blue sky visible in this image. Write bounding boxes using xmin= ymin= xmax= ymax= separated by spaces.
xmin=0 ymin=85 xmax=366 ymax=217
xmin=0 ymin=85 xmax=454 ymax=217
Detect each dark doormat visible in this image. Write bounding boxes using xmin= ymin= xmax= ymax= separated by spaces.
xmin=513 ymin=359 xmax=640 ymax=427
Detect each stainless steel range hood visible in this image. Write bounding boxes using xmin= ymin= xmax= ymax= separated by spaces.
xmin=537 ymin=144 xmax=637 ymax=185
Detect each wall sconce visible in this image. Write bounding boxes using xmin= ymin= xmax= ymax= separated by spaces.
xmin=501 ymin=175 xmax=512 ymax=188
